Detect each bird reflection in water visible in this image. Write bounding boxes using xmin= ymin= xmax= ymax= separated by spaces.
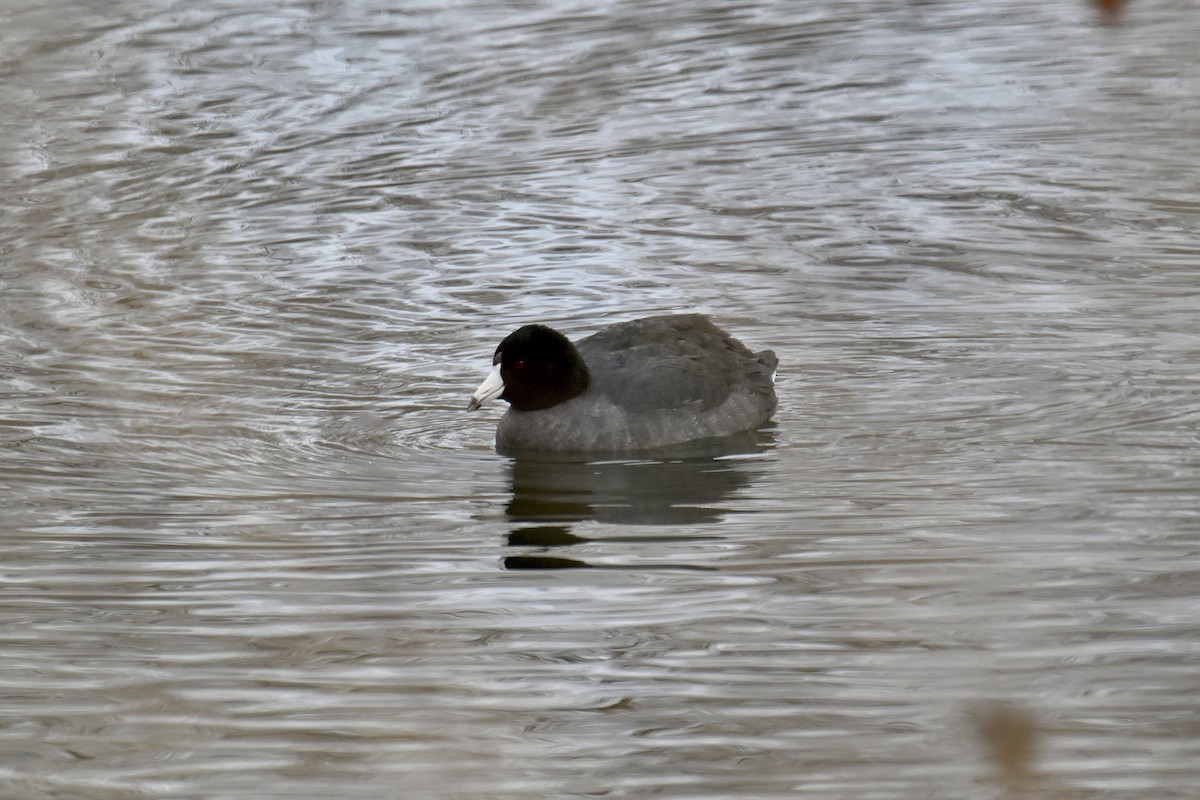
xmin=501 ymin=428 xmax=775 ymax=570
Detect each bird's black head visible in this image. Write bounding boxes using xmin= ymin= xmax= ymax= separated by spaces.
xmin=492 ymin=324 xmax=590 ymax=412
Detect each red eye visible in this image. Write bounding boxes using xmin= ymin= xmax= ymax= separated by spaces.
xmin=512 ymin=359 xmax=526 ymax=371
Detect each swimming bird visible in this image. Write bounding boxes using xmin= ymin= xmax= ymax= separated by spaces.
xmin=469 ymin=313 xmax=777 ymax=453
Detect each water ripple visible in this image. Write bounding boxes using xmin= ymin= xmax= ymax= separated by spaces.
xmin=3 ymin=1 xmax=1199 ymax=798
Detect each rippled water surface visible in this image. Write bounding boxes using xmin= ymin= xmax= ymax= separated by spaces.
xmin=2 ymin=1 xmax=1198 ymax=797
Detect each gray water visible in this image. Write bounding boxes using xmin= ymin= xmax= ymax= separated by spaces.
xmin=2 ymin=1 xmax=1198 ymax=798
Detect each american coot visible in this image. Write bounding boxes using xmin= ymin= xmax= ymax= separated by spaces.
xmin=469 ymin=314 xmax=777 ymax=453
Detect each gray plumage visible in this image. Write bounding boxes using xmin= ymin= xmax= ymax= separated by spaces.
xmin=473 ymin=314 xmax=777 ymax=453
